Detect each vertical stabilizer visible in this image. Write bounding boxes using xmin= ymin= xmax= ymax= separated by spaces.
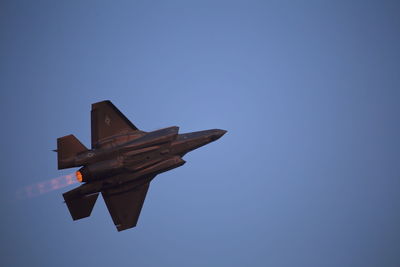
xmin=57 ymin=134 xmax=88 ymax=169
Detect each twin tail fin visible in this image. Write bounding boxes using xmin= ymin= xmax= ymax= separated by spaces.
xmin=57 ymin=134 xmax=88 ymax=169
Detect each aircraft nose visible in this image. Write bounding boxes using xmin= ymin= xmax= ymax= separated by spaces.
xmin=210 ymin=129 xmax=227 ymax=141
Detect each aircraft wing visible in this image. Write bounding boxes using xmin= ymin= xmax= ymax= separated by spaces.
xmin=91 ymin=100 xmax=140 ymax=148
xmin=102 ymin=181 xmax=151 ymax=231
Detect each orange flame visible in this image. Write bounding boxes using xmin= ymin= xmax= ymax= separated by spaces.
xmin=16 ymin=173 xmax=78 ymax=199
xmin=76 ymin=171 xmax=83 ymax=182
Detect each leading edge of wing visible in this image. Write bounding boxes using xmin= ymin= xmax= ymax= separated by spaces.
xmin=102 ymin=181 xmax=150 ymax=231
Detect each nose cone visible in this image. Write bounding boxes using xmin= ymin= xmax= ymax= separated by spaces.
xmin=173 ymin=129 xmax=227 ymax=156
xmin=210 ymin=129 xmax=227 ymax=141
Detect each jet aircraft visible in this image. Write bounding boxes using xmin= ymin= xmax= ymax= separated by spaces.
xmin=57 ymin=100 xmax=226 ymax=231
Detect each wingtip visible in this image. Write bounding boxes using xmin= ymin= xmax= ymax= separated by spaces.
xmin=92 ymin=100 xmax=112 ymax=109
xmin=116 ymin=224 xmax=136 ymax=232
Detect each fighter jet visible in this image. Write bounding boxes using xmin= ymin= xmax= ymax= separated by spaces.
xmin=57 ymin=100 xmax=226 ymax=231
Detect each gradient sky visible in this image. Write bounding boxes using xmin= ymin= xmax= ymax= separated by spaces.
xmin=1 ymin=1 xmax=400 ymax=266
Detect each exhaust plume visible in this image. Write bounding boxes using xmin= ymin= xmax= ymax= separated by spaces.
xmin=16 ymin=173 xmax=77 ymax=199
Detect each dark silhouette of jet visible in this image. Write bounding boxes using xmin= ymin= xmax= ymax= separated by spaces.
xmin=57 ymin=100 xmax=226 ymax=231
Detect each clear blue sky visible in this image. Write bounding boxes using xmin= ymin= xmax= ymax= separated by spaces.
xmin=1 ymin=1 xmax=400 ymax=266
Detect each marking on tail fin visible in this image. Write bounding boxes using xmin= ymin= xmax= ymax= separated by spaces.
xmin=105 ymin=115 xmax=111 ymax=126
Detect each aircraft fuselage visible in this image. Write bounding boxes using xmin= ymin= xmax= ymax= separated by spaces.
xmin=57 ymin=100 xmax=226 ymax=231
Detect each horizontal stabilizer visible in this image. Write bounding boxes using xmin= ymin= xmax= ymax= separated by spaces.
xmin=102 ymin=182 xmax=150 ymax=231
xmin=63 ymin=192 xmax=99 ymax=220
xmin=57 ymin=134 xmax=88 ymax=169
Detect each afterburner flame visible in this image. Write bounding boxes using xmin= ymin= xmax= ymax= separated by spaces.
xmin=16 ymin=173 xmax=77 ymax=199
xmin=76 ymin=171 xmax=83 ymax=182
